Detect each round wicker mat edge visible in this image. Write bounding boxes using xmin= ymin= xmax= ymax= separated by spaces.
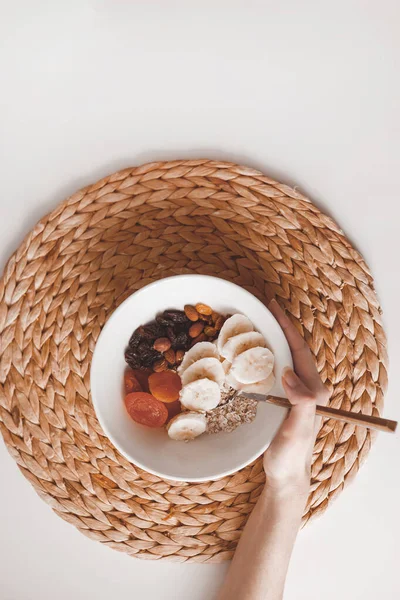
xmin=0 ymin=159 xmax=388 ymax=562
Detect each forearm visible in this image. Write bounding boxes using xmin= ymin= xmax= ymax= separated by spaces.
xmin=218 ymin=484 xmax=308 ymax=600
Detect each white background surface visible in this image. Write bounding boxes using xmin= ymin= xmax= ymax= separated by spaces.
xmin=0 ymin=2 xmax=399 ymax=599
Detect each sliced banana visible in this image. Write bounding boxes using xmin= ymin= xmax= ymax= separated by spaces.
xmin=231 ymin=346 xmax=274 ymax=384
xmin=221 ymin=359 xmax=231 ymax=374
xmin=221 ymin=331 xmax=266 ymax=362
xmin=179 ymin=378 xmax=221 ymax=411
xmin=217 ymin=314 xmax=254 ymax=355
xmin=181 ymin=357 xmax=225 ymax=387
xmin=220 ymin=360 xmax=232 ymax=392
xmin=178 ymin=341 xmax=219 ymax=375
xmin=167 ymin=411 xmax=207 ymax=441
xmin=226 ymin=371 xmax=275 ymax=394
xmin=225 ymin=370 xmax=244 ymax=390
xmin=243 ymin=373 xmax=276 ymax=394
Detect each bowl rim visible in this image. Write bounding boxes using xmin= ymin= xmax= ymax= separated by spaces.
xmin=91 ymin=274 xmax=291 ymax=482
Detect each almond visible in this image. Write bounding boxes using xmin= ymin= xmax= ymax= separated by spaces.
xmin=204 ymin=326 xmax=217 ymax=337
xmin=175 ymin=349 xmax=185 ymax=365
xmin=184 ymin=304 xmax=199 ymax=322
xmin=164 ymin=348 xmax=176 ymax=365
xmin=189 ymin=321 xmax=205 ymax=338
xmin=153 ymin=337 xmax=172 ymax=352
xmin=198 ymin=313 xmax=212 ymax=323
xmin=214 ymin=315 xmax=225 ymax=330
xmin=195 ymin=303 xmax=213 ymax=316
xmin=190 ymin=333 xmax=207 ymax=346
xmin=153 ymin=358 xmax=168 ymax=372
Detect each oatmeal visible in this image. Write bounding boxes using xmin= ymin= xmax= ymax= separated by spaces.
xmin=206 ymin=391 xmax=258 ymax=434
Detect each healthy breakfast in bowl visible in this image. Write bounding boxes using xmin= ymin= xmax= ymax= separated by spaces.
xmin=123 ymin=303 xmax=275 ymax=441
xmin=91 ymin=274 xmax=292 ymax=481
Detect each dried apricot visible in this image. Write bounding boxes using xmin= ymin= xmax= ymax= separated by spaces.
xmin=124 ymin=370 xmax=142 ymax=394
xmin=166 ymin=400 xmax=182 ymax=422
xmin=131 ymin=368 xmax=152 ymax=392
xmin=125 ymin=392 xmax=168 ymax=427
xmin=148 ymin=371 xmax=182 ymax=403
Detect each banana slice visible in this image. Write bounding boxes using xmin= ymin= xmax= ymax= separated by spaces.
xmin=181 ymin=357 xmax=225 ymax=387
xmin=178 ymin=341 xmax=219 ymax=375
xmin=225 ymin=371 xmax=243 ymax=390
xmin=179 ymin=378 xmax=221 ymax=411
xmin=217 ymin=314 xmax=254 ymax=354
xmin=221 ymin=331 xmax=266 ymax=362
xmin=167 ymin=411 xmax=207 ymax=441
xmin=243 ymin=373 xmax=276 ymax=394
xmin=221 ymin=359 xmax=232 ymax=392
xmin=226 ymin=371 xmax=275 ymax=394
xmin=221 ymin=359 xmax=231 ymax=374
xmin=231 ymin=346 xmax=274 ymax=384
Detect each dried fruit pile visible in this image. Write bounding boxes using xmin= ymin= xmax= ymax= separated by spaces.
xmin=125 ymin=304 xmax=225 ymax=373
xmin=122 ymin=306 xmax=276 ymax=442
xmin=123 ymin=303 xmax=225 ymax=431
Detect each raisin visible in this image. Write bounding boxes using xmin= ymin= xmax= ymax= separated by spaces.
xmin=173 ymin=331 xmax=190 ymax=350
xmin=139 ymin=343 xmax=159 ymax=356
xmin=137 ymin=340 xmax=149 ymax=351
xmin=175 ymin=321 xmax=190 ymax=334
xmin=125 ymin=349 xmax=141 ymax=369
xmin=156 ymin=314 xmax=174 ymax=327
xmin=167 ymin=327 xmax=177 ymax=345
xmin=142 ymin=352 xmax=160 ymax=368
xmin=128 ymin=330 xmax=142 ymax=349
xmin=141 ymin=321 xmax=166 ymax=341
xmin=130 ymin=341 xmax=159 ymax=367
xmin=163 ymin=310 xmax=189 ymax=324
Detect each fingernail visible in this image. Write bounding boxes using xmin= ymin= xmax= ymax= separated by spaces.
xmin=282 ymin=367 xmax=298 ymax=388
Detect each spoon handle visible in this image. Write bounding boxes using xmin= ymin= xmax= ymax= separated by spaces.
xmin=241 ymin=393 xmax=397 ymax=434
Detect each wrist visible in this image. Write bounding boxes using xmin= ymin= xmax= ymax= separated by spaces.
xmin=262 ymin=477 xmax=310 ymax=504
xmin=256 ymin=483 xmax=308 ymax=530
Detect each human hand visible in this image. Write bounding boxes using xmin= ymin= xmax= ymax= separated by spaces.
xmin=263 ymin=299 xmax=329 ymax=495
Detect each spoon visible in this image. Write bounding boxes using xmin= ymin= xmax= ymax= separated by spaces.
xmin=237 ymin=392 xmax=397 ymax=434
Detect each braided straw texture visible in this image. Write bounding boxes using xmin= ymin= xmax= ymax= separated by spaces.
xmin=0 ymin=160 xmax=388 ymax=562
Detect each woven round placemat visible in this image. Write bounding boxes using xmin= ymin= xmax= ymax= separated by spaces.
xmin=0 ymin=160 xmax=388 ymax=562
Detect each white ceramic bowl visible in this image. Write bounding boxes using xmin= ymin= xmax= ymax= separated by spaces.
xmin=91 ymin=275 xmax=292 ymax=482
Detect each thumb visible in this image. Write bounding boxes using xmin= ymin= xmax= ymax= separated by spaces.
xmin=282 ymin=368 xmax=316 ymax=409
xmin=280 ymin=368 xmax=316 ymax=439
